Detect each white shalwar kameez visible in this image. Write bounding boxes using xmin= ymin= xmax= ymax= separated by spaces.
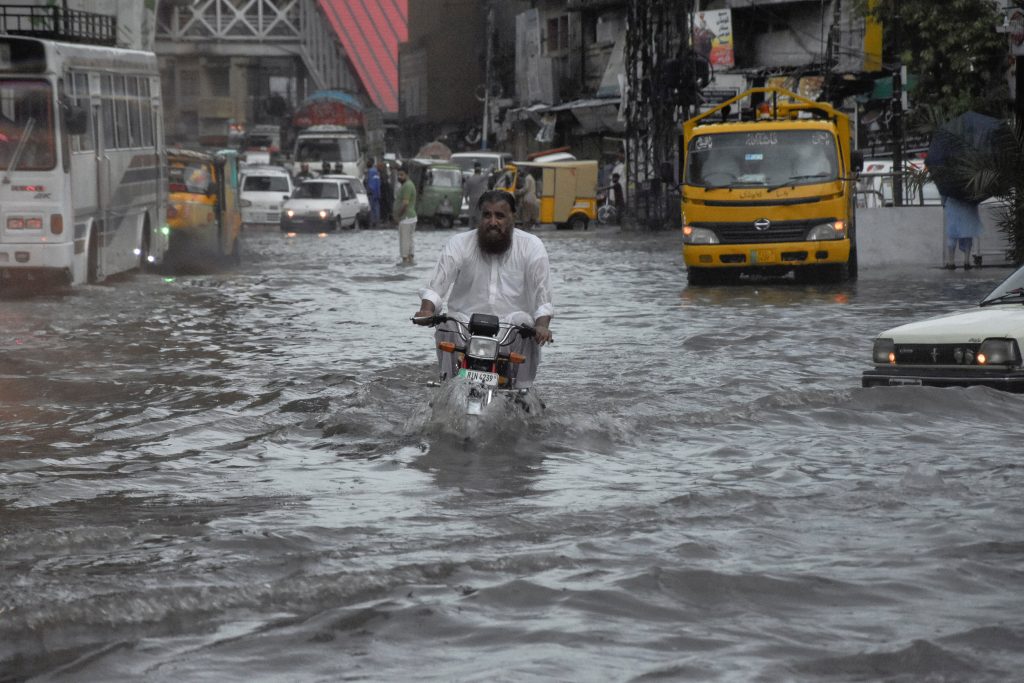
xmin=419 ymin=228 xmax=554 ymax=388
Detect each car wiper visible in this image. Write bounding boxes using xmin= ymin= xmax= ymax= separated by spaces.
xmin=980 ymin=287 xmax=1024 ymax=306
xmin=767 ymin=173 xmax=830 ymax=192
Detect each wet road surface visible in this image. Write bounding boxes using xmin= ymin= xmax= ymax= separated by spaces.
xmin=2 ymin=225 xmax=1023 ymax=681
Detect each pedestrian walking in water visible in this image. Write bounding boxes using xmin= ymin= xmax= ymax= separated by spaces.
xmin=394 ymin=164 xmax=418 ymax=265
xmin=366 ymin=157 xmax=381 ymax=226
xmin=463 ymin=162 xmax=489 ymax=226
xmin=942 ymin=194 xmax=982 ymax=270
xmin=378 ymin=159 xmax=394 ymax=224
xmin=515 ymin=170 xmax=540 ymax=230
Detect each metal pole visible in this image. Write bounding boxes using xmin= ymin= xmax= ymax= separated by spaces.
xmin=482 ymin=5 xmax=494 ymax=150
xmin=891 ymin=0 xmax=904 ymax=206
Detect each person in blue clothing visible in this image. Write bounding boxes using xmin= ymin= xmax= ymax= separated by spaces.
xmin=365 ymin=157 xmax=381 ymax=226
xmin=942 ymin=194 xmax=983 ymax=270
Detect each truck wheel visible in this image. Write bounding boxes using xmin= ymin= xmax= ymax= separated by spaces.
xmin=686 ymin=267 xmax=714 ymax=286
xmin=847 ymin=246 xmax=858 ymax=280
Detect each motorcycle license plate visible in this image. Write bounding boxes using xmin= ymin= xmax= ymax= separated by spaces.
xmin=458 ymin=369 xmax=499 ymax=386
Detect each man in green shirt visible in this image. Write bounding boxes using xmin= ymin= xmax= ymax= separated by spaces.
xmin=394 ymin=164 xmax=418 ymax=265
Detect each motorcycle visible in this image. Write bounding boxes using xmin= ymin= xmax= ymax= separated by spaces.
xmin=597 ymin=190 xmax=619 ymax=225
xmin=413 ymin=312 xmax=538 ymax=416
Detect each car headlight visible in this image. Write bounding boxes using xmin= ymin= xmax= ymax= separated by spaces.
xmin=286 ymin=209 xmax=295 ymax=218
xmin=872 ymin=338 xmax=895 ymax=364
xmin=466 ymin=336 xmax=499 ymax=360
xmin=807 ymin=221 xmax=846 ymax=240
xmin=977 ymin=338 xmax=1021 ymax=365
xmin=319 ymin=209 xmax=330 ymax=219
xmin=682 ymin=225 xmax=720 ymax=244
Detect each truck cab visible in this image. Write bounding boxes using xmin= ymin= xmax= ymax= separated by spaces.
xmin=289 ymin=125 xmax=364 ymax=180
xmin=681 ymin=87 xmax=859 ymax=284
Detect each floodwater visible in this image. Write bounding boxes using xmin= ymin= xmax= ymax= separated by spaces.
xmin=2 ymin=225 xmax=1023 ymax=682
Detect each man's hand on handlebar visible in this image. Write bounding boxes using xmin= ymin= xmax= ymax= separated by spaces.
xmin=533 ymin=324 xmax=553 ymax=346
xmin=412 ymin=300 xmax=436 ymax=325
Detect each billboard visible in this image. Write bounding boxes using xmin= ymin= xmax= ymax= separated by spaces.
xmin=691 ymin=10 xmax=734 ymax=68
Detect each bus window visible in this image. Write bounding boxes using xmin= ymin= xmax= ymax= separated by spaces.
xmin=126 ymin=76 xmax=142 ymax=148
xmin=0 ymin=79 xmax=55 ymax=170
xmin=113 ymin=75 xmax=129 ymax=148
xmin=100 ymin=74 xmax=115 ymax=150
xmin=69 ymin=72 xmax=94 ymax=152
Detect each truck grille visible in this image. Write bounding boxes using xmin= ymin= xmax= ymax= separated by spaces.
xmin=692 ymin=219 xmax=833 ymax=244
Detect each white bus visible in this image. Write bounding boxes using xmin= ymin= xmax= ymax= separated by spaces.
xmin=0 ymin=35 xmax=168 ymax=286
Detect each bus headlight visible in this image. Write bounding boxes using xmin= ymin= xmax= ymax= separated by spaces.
xmin=682 ymin=226 xmax=720 ymax=244
xmin=807 ymin=221 xmax=846 ymax=240
xmin=977 ymin=338 xmax=1021 ymax=365
xmin=872 ymin=338 xmax=895 ymax=364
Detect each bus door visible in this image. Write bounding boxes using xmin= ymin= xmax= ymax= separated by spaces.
xmin=93 ymin=75 xmax=112 ymax=278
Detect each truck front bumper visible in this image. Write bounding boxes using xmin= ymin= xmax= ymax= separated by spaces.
xmin=683 ymin=240 xmax=851 ymax=268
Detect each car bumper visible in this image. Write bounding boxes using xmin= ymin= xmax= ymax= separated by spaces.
xmin=862 ymin=366 xmax=1024 ymax=392
xmin=683 ymin=239 xmax=851 ymax=268
xmin=280 ymin=216 xmax=335 ymax=231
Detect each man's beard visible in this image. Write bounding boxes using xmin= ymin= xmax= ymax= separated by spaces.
xmin=477 ymin=225 xmax=513 ymax=255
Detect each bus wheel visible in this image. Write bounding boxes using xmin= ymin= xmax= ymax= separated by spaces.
xmin=568 ymin=214 xmax=588 ymax=231
xmin=87 ymin=227 xmax=100 ymax=284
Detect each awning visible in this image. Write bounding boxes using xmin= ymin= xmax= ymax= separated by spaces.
xmin=550 ymin=98 xmax=625 ymax=134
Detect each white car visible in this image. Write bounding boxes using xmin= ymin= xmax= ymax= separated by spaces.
xmin=281 ymin=178 xmax=360 ymax=232
xmin=322 ymin=174 xmax=371 ymax=228
xmin=863 ymin=265 xmax=1024 ymax=391
xmin=239 ymin=166 xmax=294 ymax=227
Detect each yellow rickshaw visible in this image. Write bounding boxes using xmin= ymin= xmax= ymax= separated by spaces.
xmin=494 ymin=160 xmax=598 ymax=230
xmin=166 ymin=149 xmax=242 ymax=267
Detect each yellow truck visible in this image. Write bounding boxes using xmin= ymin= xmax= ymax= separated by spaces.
xmin=680 ymin=87 xmax=860 ymax=285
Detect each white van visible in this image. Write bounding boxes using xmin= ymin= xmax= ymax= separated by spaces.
xmin=449 ymin=151 xmax=513 ymax=180
xmin=239 ymin=166 xmax=294 ymax=227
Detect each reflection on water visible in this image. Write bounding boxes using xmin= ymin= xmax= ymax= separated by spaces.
xmin=1 ymin=228 xmax=1022 ymax=681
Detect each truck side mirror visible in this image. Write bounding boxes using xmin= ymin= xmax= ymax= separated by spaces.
xmin=659 ymin=161 xmax=675 ymax=184
xmin=851 ymin=150 xmax=864 ymax=173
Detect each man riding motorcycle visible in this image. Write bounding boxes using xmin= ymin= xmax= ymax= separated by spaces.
xmin=413 ymin=190 xmax=554 ymax=388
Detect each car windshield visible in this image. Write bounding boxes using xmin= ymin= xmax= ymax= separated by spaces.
xmin=428 ymin=168 xmax=462 ymax=187
xmin=243 ymin=175 xmax=290 ymax=192
xmin=0 ymin=79 xmax=56 ymax=171
xmin=980 ymin=265 xmax=1024 ymax=305
xmin=348 ymin=178 xmax=366 ymax=193
xmin=294 ymin=137 xmax=359 ymax=163
xmin=294 ymin=181 xmax=338 ymax=199
xmin=685 ymin=129 xmax=839 ymax=188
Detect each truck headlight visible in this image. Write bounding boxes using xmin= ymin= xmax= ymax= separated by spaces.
xmin=977 ymin=338 xmax=1021 ymax=365
xmin=872 ymin=338 xmax=895 ymax=364
xmin=807 ymin=221 xmax=846 ymax=240
xmin=682 ymin=226 xmax=719 ymax=244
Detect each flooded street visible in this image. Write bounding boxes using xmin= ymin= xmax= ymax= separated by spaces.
xmin=2 ymin=226 xmax=1023 ymax=682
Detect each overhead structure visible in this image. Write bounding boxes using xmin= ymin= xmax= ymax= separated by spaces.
xmin=624 ymin=0 xmax=697 ymax=230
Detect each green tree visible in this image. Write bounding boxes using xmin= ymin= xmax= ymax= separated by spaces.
xmin=863 ymin=0 xmax=1009 ymax=116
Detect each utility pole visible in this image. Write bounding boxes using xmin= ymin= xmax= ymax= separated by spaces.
xmin=891 ymin=0 xmax=904 ymax=206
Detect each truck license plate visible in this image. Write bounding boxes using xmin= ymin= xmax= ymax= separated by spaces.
xmin=458 ymin=369 xmax=499 ymax=386
xmin=753 ymin=248 xmax=775 ymax=263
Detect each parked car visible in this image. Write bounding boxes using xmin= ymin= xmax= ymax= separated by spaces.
xmin=322 ymin=173 xmax=371 ymax=227
xmin=239 ymin=165 xmax=294 ymax=227
xmin=862 ymin=264 xmax=1024 ymax=391
xmin=281 ymin=178 xmax=360 ymax=232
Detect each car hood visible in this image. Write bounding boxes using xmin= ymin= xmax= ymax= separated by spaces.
xmin=880 ymin=306 xmax=1024 ymax=343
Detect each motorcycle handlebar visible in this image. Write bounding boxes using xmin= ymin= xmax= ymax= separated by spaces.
xmin=411 ymin=314 xmax=535 ymax=339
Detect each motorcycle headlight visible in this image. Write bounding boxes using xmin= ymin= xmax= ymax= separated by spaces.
xmin=872 ymin=338 xmax=895 ymax=364
xmin=467 ymin=336 xmax=499 ymax=360
xmin=807 ymin=221 xmax=846 ymax=240
xmin=977 ymin=338 xmax=1021 ymax=366
xmin=682 ymin=225 xmax=720 ymax=244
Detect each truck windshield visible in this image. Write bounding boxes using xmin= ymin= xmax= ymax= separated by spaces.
xmin=295 ymin=137 xmax=359 ymax=163
xmin=0 ymin=79 xmax=56 ymax=171
xmin=686 ymin=130 xmax=838 ymax=188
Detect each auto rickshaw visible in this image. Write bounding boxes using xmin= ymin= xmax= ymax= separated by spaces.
xmin=405 ymin=158 xmax=463 ymax=229
xmin=166 ymin=149 xmax=242 ymax=267
xmin=494 ymin=160 xmax=598 ymax=230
